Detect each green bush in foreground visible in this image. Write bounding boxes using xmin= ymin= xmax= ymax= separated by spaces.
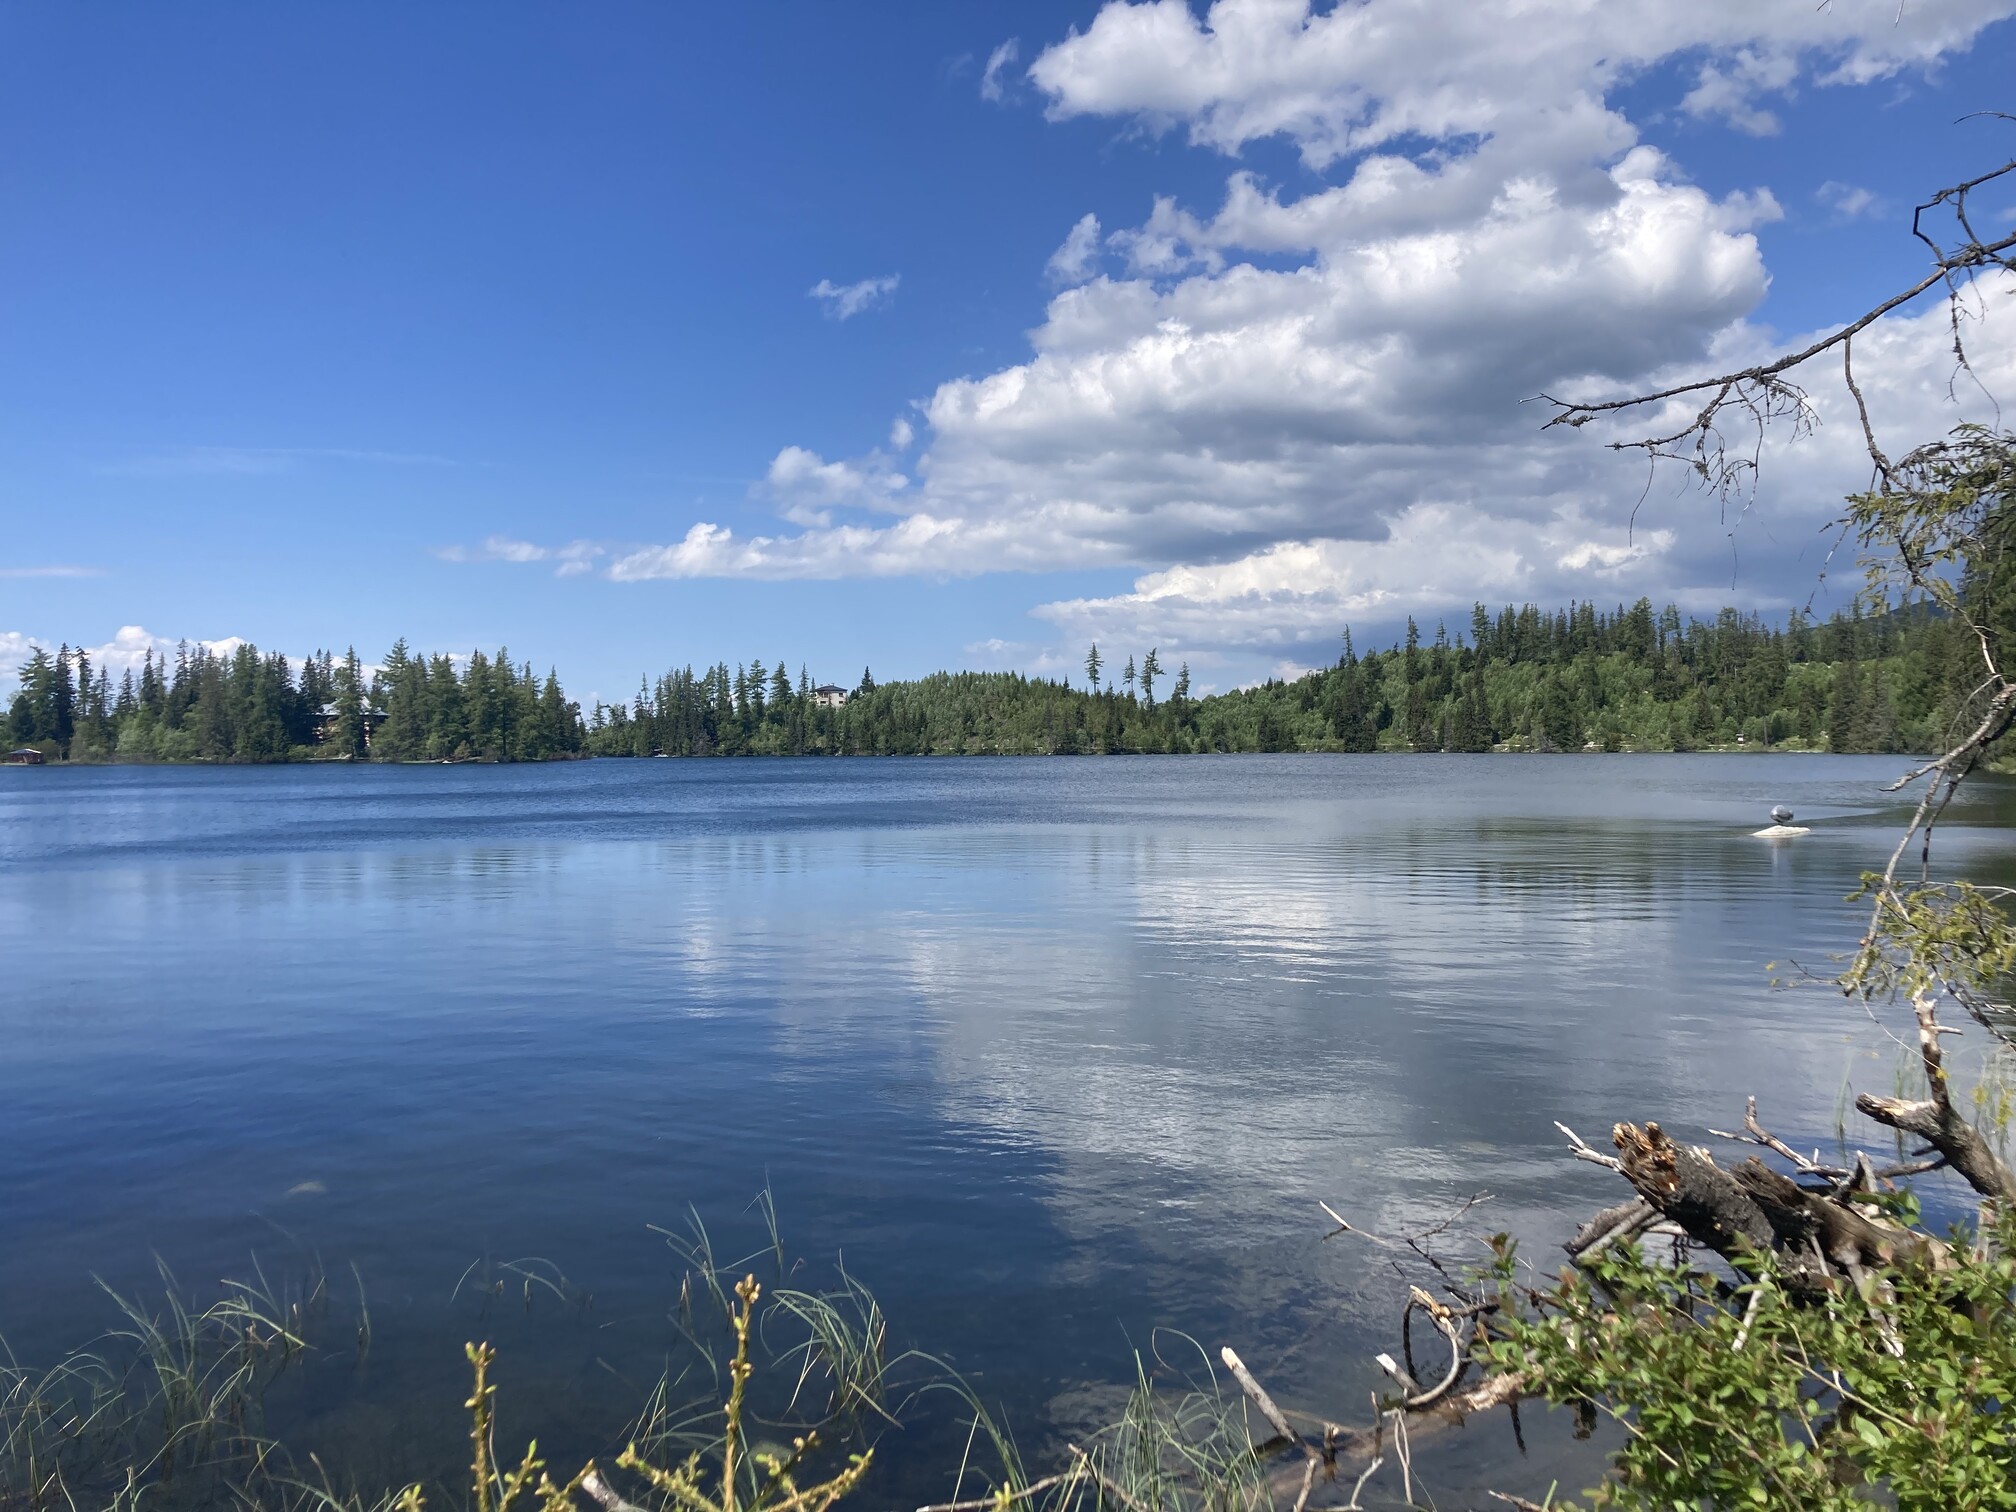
xmin=1485 ymin=1211 xmax=2016 ymax=1510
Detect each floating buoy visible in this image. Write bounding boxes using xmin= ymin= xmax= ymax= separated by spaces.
xmin=1754 ymin=803 xmax=1809 ymax=838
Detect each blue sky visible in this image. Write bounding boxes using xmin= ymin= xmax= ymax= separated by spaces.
xmin=3 ymin=2 xmax=2013 ymax=704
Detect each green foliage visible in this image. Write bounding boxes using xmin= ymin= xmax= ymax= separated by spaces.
xmin=1844 ymin=875 xmax=2016 ymax=1007
xmin=584 ymin=599 xmax=1967 ymax=759
xmin=921 ymin=1334 xmax=1273 ymax=1512
xmin=5 ymin=638 xmax=586 ymax=764
xmin=428 ymin=1277 xmax=874 ymax=1512
xmin=1484 ymin=1212 xmax=2016 ymax=1509
xmin=0 ymin=1256 xmax=330 ymax=1510
xmin=12 ymin=595 xmax=1968 ymax=765
xmin=1462 ymin=444 xmax=2016 ymax=1512
xmin=2 ymin=1207 xmax=905 ymax=1512
xmin=1845 ymin=424 xmax=2016 ymax=628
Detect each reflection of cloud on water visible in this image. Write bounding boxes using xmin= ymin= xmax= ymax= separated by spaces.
xmin=790 ymin=816 xmax=1907 ymax=1440
xmin=869 ymin=820 xmax=1889 ymax=1288
xmin=169 ymin=816 xmax=1894 ymax=1342
xmin=12 ymin=764 xmax=1955 ymax=1473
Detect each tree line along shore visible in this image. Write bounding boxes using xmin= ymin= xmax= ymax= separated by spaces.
xmin=3 ymin=597 xmax=1975 ymax=764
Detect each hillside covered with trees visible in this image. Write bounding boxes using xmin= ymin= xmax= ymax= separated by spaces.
xmin=3 ymin=598 xmax=1978 ymax=764
xmin=589 ymin=598 xmax=1968 ymax=758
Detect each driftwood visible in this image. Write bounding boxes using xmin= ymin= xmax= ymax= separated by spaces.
xmin=1564 ymin=1198 xmax=1653 ymax=1258
xmin=1064 ymin=999 xmax=2006 ymax=1512
xmin=1856 ymin=993 xmax=2016 ymax=1203
xmin=1611 ymin=1122 xmax=1773 ymax=1257
xmin=1208 ymin=980 xmax=2011 ymax=1509
xmin=1731 ymin=1158 xmax=1939 ymax=1270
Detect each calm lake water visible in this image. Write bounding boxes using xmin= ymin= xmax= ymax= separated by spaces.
xmin=3 ymin=754 xmax=2009 ymax=1503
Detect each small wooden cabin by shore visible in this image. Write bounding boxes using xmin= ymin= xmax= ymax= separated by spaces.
xmin=5 ymin=747 xmax=47 ymax=765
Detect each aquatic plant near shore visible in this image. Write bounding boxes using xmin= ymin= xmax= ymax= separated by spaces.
xmin=417 ymin=1276 xmax=874 ymax=1512
xmin=0 ymin=1257 xmax=323 ymax=1509
xmin=0 ymin=1221 xmax=910 ymax=1512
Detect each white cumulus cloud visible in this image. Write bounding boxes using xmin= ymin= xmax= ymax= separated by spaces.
xmin=1024 ymin=0 xmax=2002 ymax=168
xmin=1025 ymin=278 xmax=2016 ymax=654
xmin=93 ymin=625 xmax=252 ymax=676
xmin=1680 ymin=48 xmax=1801 ymax=135
xmin=0 ymin=632 xmax=41 ymax=682
xmin=600 ymin=0 xmax=2012 ymax=671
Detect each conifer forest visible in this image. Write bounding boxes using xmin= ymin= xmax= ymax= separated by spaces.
xmin=4 ymin=598 xmax=1984 ymax=763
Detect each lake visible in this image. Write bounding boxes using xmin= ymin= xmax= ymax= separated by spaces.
xmin=2 ymin=754 xmax=2006 ymax=1504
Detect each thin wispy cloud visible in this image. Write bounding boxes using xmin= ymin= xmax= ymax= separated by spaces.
xmin=100 ymin=445 xmax=461 ymax=477
xmin=980 ymin=39 xmax=1021 ymax=102
xmin=1045 ymin=212 xmax=1103 ymax=285
xmin=0 ymin=565 xmax=104 ymax=578
xmin=1817 ymin=180 xmax=1882 ymax=221
xmin=808 ymin=274 xmax=900 ymax=321
xmin=435 ymin=536 xmax=604 ymax=577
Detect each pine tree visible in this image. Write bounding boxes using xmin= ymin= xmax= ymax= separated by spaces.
xmin=1326 ymin=662 xmax=1375 ymax=751
xmin=195 ymin=652 xmax=233 ymax=760
xmin=70 ymin=649 xmax=98 ymax=754
xmin=332 ymin=647 xmax=367 ymax=758
xmin=51 ymin=647 xmax=76 ymax=755
xmin=8 ymin=647 xmax=51 ymax=746
xmin=373 ymin=638 xmax=425 ymax=760
xmin=1861 ymin=670 xmax=1899 ymax=753
xmin=1450 ymin=673 xmax=1490 ymax=752
xmin=1537 ymin=672 xmax=1577 ymax=751
xmin=139 ymin=649 xmax=165 ymax=716
xmin=1828 ymin=660 xmax=1865 ymax=753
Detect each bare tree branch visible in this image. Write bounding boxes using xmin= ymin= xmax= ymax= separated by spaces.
xmin=1856 ymin=993 xmax=2016 ymax=1201
xmin=1538 ymin=150 xmax=2014 ymax=496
